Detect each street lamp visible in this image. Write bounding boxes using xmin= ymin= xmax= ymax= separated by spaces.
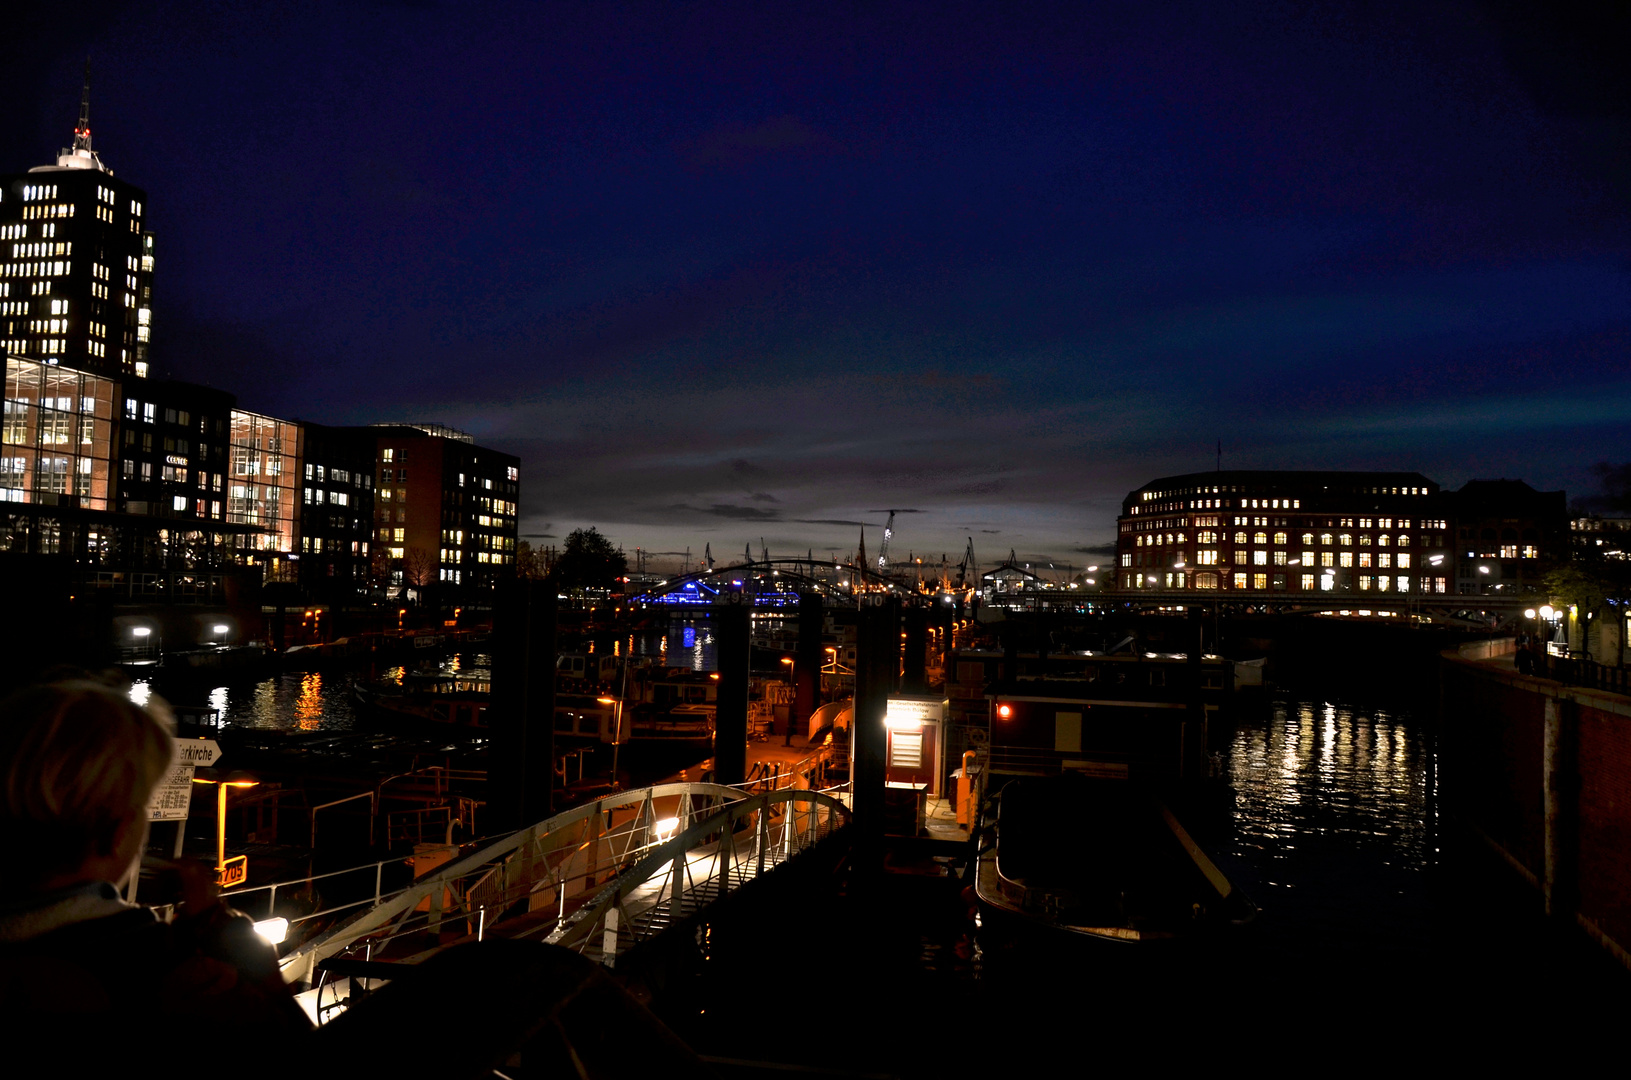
xmin=780 ymin=656 xmax=795 ymax=745
xmin=598 ymin=651 xmax=630 ymax=790
xmin=191 ymin=768 xmax=260 ymax=888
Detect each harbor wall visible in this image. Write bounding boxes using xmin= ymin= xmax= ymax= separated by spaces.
xmin=1441 ymin=650 xmax=1631 ymax=971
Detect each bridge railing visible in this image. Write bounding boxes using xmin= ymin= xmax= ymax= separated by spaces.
xmin=1543 ymin=654 xmax=1631 ymax=696
xmin=277 ymin=781 xmax=749 ymax=987
xmin=543 ymin=787 xmax=851 ymax=964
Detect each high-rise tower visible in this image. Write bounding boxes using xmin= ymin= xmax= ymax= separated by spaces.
xmin=0 ymin=64 xmax=155 ymax=378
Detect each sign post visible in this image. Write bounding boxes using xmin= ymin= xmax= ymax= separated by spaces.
xmin=145 ymin=738 xmax=225 ymax=859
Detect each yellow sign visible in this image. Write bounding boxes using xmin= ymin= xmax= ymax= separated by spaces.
xmin=216 ymin=854 xmax=248 ymax=890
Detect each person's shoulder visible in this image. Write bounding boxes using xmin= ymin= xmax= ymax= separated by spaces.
xmin=0 ymin=907 xmax=168 ymax=1015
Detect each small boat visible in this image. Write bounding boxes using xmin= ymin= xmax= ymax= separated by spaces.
xmin=354 ymin=673 xmax=490 ymax=729
xmin=975 ymin=772 xmax=1255 ymax=943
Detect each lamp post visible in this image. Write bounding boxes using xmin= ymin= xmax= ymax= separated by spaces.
xmin=191 ymin=768 xmax=260 ymax=889
xmin=598 ymin=652 xmax=629 ymax=790
xmin=780 ymin=656 xmax=795 ymax=745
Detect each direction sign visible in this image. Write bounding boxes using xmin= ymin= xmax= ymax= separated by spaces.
xmin=175 ymin=739 xmax=222 ymax=767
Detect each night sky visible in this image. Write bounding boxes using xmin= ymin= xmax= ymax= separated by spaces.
xmin=5 ymin=3 xmax=1628 ymax=573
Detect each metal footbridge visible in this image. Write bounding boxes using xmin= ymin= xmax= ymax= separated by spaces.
xmin=271 ymin=780 xmax=850 ymax=999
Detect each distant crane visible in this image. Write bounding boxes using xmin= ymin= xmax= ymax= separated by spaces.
xmin=876 ymin=510 xmax=896 ymax=572
xmin=957 ymin=537 xmax=977 ymax=589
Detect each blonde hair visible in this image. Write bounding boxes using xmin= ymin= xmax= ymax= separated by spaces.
xmin=0 ymin=680 xmax=174 ymax=889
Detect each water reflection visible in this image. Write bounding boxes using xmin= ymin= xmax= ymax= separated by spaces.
xmin=294 ymin=673 xmax=324 ymax=731
xmin=1224 ymin=694 xmax=1435 ymax=888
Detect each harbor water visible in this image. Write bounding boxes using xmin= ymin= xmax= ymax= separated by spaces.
xmin=660 ymin=690 xmax=1629 ymax=1075
xmin=134 ymin=652 xmax=1627 ymax=1072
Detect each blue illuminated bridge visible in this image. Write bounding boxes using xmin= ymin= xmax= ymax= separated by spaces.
xmin=628 ymin=558 xmax=947 ymax=608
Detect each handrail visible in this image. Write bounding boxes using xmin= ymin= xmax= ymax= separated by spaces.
xmin=279 ymin=781 xmax=748 ymax=985
xmin=310 ymin=791 xmax=376 ymax=849
xmin=545 ymin=787 xmax=850 ymax=955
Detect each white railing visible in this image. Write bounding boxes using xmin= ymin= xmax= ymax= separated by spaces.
xmin=278 ymin=782 xmax=750 ymax=986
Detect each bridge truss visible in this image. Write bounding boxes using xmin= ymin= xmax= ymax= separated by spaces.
xmin=630 ymin=558 xmax=933 ymax=608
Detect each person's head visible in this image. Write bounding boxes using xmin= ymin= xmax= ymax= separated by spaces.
xmin=0 ymin=680 xmax=173 ymax=892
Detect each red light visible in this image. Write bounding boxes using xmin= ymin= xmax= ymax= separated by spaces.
xmin=996 ymin=704 xmax=1012 ymax=719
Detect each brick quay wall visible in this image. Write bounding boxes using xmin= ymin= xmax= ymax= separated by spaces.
xmin=1442 ymin=641 xmax=1631 ymax=970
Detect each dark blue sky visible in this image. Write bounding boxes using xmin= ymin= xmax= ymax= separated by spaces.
xmin=6 ymin=2 xmax=1628 ymax=570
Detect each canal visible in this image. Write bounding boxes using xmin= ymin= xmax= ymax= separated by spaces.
xmin=138 ymin=656 xmax=1627 ymax=1072
xmin=661 ymin=689 xmax=1630 ymax=1075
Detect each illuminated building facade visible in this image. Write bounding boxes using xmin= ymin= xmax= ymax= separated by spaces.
xmin=2 ymin=352 xmax=115 ymax=512
xmin=372 ymin=424 xmax=519 ymax=597
xmin=1114 ymin=471 xmax=1454 ymax=598
xmin=296 ymin=422 xmax=377 ymax=599
xmin=0 ymin=80 xmax=155 ymax=378
xmin=228 ymin=409 xmax=302 ymax=581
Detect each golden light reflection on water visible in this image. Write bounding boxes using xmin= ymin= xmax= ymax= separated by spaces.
xmin=1228 ymin=696 xmax=1432 ymax=866
xmin=294 ymin=673 xmax=323 ymax=730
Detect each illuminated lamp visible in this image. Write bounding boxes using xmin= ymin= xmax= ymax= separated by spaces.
xmin=1539 ymin=605 xmax=1555 ymax=620
xmin=996 ymin=704 xmax=1013 ymax=719
xmin=252 ymin=917 xmax=289 ymax=945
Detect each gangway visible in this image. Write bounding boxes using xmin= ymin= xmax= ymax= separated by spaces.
xmin=274 ymin=779 xmax=850 ymax=996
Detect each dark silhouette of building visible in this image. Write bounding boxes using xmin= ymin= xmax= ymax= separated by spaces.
xmin=0 ymin=71 xmax=155 ymax=378
xmin=296 ymin=422 xmax=378 ymax=601
xmin=1445 ymin=479 xmax=1567 ymax=597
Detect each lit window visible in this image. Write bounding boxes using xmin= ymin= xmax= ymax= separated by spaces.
xmin=1339 ymin=552 xmax=1354 ymax=568
xmin=1252 ymin=573 xmax=1267 ymax=590
xmin=1233 ymin=573 xmax=1248 ymax=589
xmin=1253 ymin=551 xmax=1267 ymax=565
xmin=1301 ymin=574 xmax=1315 ymax=590
xmin=1500 ymin=545 xmax=1517 ymax=559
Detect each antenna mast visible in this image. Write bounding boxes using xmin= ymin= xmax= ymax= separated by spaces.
xmin=74 ymin=58 xmax=93 ymax=152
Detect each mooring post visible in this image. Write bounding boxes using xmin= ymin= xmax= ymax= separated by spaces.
xmin=715 ymin=602 xmax=751 ymax=785
xmin=852 ymin=599 xmax=897 ymax=872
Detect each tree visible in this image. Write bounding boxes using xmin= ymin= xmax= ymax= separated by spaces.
xmin=516 ymin=539 xmax=555 ymax=581
xmin=554 ymin=528 xmax=626 ymax=594
xmin=1546 ymin=541 xmax=1631 ymax=665
xmin=403 ymin=546 xmax=435 ymax=602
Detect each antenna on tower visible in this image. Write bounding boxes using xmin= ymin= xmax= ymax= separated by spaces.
xmin=54 ymin=56 xmax=106 ymax=172
xmin=74 ymin=57 xmax=93 ymax=152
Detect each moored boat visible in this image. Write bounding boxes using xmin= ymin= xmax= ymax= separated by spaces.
xmin=974 ymin=772 xmax=1255 ymax=943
